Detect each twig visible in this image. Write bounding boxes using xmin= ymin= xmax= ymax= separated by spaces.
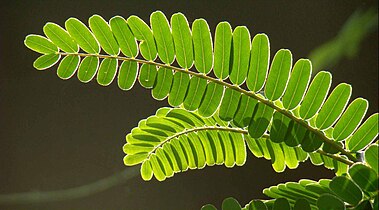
xmin=0 ymin=167 xmax=139 ymax=204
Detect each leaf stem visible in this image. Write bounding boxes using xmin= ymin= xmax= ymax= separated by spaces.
xmin=316 ymin=149 xmax=354 ymax=166
xmin=147 ymin=126 xmax=252 ymax=158
xmin=58 ymin=52 xmax=358 ymax=163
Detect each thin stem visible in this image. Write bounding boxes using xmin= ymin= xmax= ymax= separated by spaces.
xmin=0 ymin=167 xmax=139 ymax=204
xmin=59 ymin=52 xmax=357 ymax=163
xmin=147 ymin=126 xmax=253 ymax=158
xmin=316 ymin=149 xmax=354 ymax=166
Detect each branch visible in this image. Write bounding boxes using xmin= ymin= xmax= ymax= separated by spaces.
xmin=58 ymin=52 xmax=358 ymax=163
xmin=0 ymin=167 xmax=139 ymax=204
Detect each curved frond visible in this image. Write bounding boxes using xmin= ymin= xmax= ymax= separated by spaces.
xmin=123 ymin=107 xmax=248 ymax=181
xmin=24 ymin=12 xmax=378 ymax=165
xmin=25 ymin=11 xmax=378 ymax=179
xmin=204 ymin=162 xmax=378 ymax=210
xmin=122 ymin=107 xmax=353 ymax=181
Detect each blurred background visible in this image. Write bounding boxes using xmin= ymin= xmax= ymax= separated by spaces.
xmin=0 ymin=0 xmax=377 ymax=209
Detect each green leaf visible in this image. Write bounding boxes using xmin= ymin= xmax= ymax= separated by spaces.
xmin=57 ymin=55 xmax=80 ymax=79
xmin=247 ymin=33 xmax=270 ymax=92
xmin=65 ymin=18 xmax=100 ymax=54
xmin=123 ymin=143 xmax=154 ymax=154
xmin=213 ymin=21 xmax=232 ymax=80
xmin=24 ymin=34 xmax=58 ymax=54
xmin=109 ymin=16 xmax=138 ymax=57
xmin=329 ymin=176 xmax=362 ymax=205
xmin=201 ymin=204 xmax=217 ymax=210
xmin=301 ymin=132 xmax=323 ymax=152
xmin=170 ymin=12 xmax=193 ymax=69
xmin=230 ymin=26 xmax=251 ymax=85
xmin=222 ymin=197 xmax=241 ymax=210
xmin=118 ymin=61 xmax=138 ymax=91
xmin=246 ymin=200 xmax=268 ymax=210
xmin=33 ymin=54 xmax=60 ymax=70
xmin=127 ymin=15 xmax=157 ymax=61
xmin=209 ymin=131 xmax=224 ymax=165
xmin=270 ymin=112 xmax=291 ymax=143
xmin=156 ymin=148 xmax=174 ymax=177
xmin=364 ymin=144 xmax=378 ymax=173
xmin=198 ymin=83 xmax=224 ymax=117
xmin=192 ymin=18 xmax=213 ymax=74
xmin=282 ymin=59 xmax=312 ymax=110
xmin=273 ymin=198 xmax=290 ymax=210
xmin=138 ymin=64 xmax=157 ymax=89
xmin=150 ymin=11 xmax=175 ymax=64
xmin=233 ymin=95 xmax=258 ymax=128
xmin=179 ymin=136 xmax=196 ymax=169
xmin=293 ymin=198 xmax=311 ymax=210
xmin=348 ymin=163 xmax=378 ymax=192
xmin=77 ymin=56 xmax=99 ymax=83
xmin=267 ymin=141 xmax=285 ymax=172
xmin=123 ymin=153 xmax=148 ymax=166
xmin=43 ymin=22 xmax=78 ymax=53
xmin=183 ymin=77 xmax=208 ymax=111
xmin=322 ymin=141 xmax=343 ymax=154
xmin=219 ymin=89 xmax=241 ymax=121
xmin=231 ymin=132 xmax=246 ymax=166
xmin=248 ymin=103 xmax=274 ymax=138
xmin=162 ymin=144 xmax=180 ymax=173
xmin=218 ymin=133 xmax=236 ymax=168
xmin=170 ymin=138 xmax=188 ymax=170
xmin=168 ymin=72 xmax=190 ymax=107
xmin=317 ymin=194 xmax=345 ymax=210
xmin=152 ymin=67 xmax=173 ymax=100
xmin=265 ymin=49 xmax=292 ymax=101
xmin=96 ymin=58 xmax=118 ymax=86
xmin=140 ymin=161 xmax=153 ymax=181
xmin=89 ymin=15 xmax=119 ymax=55
xmin=281 ymin=144 xmax=299 ymax=169
xmin=332 ymin=98 xmax=368 ymax=141
xmin=299 ymin=71 xmax=332 ymax=120
xmin=245 ymin=136 xmax=266 ymax=159
xmin=315 ymin=83 xmax=352 ymax=130
xmin=149 ymin=154 xmax=166 ymax=181
xmin=285 ymin=121 xmax=307 ymax=147
xmin=346 ymin=113 xmax=379 ymax=151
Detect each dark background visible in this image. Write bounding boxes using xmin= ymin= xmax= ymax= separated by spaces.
xmin=0 ymin=1 xmax=377 ymax=210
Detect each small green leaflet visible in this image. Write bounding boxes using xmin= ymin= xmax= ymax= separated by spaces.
xmin=192 ymin=18 xmax=213 ymax=74
xmin=346 ymin=113 xmax=378 ymax=151
xmin=229 ymin=26 xmax=251 ymax=85
xmin=265 ymin=49 xmax=292 ymax=101
xmin=118 ymin=61 xmax=138 ymax=91
xmin=43 ymin=22 xmax=78 ymax=53
xmin=65 ymin=18 xmax=100 ymax=54
xmin=57 ymin=55 xmax=80 ymax=79
xmin=24 ymin=34 xmax=58 ymax=54
xmin=89 ymin=15 xmax=120 ymax=56
xmin=150 ymin=11 xmax=175 ymax=64
xmin=213 ymin=22 xmax=232 ymax=80
xmin=33 ymin=54 xmax=61 ymax=70
xmin=247 ymin=34 xmax=270 ymax=92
